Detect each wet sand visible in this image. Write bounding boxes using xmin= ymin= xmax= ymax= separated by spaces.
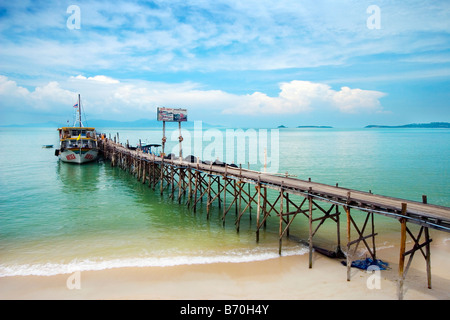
xmin=1 ymin=233 xmax=449 ymax=300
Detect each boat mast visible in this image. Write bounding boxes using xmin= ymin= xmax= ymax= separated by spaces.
xmin=78 ymin=94 xmax=83 ymax=128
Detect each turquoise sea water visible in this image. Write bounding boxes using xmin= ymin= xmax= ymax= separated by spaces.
xmin=0 ymin=126 xmax=449 ymax=277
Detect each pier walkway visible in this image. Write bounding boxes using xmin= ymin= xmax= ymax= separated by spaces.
xmin=99 ymin=138 xmax=450 ymax=299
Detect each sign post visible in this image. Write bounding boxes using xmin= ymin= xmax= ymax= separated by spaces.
xmin=162 ymin=120 xmax=166 ymax=157
xmin=157 ymin=107 xmax=188 ymax=159
xmin=178 ymin=121 xmax=183 ymax=160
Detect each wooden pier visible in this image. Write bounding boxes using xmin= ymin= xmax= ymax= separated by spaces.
xmin=99 ymin=138 xmax=450 ymax=299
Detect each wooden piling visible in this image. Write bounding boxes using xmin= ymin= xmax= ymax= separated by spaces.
xmin=399 ymin=203 xmax=408 ymax=278
xmin=279 ymin=185 xmax=284 ymax=255
xmin=308 ymin=188 xmax=313 ymax=268
xmin=256 ymin=179 xmax=261 ymax=242
xmin=345 ymin=192 xmax=351 ymax=281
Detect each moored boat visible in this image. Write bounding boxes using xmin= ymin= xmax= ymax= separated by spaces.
xmin=55 ymin=94 xmax=99 ymax=164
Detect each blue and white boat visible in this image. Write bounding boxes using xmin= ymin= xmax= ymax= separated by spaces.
xmin=56 ymin=94 xmax=99 ymax=164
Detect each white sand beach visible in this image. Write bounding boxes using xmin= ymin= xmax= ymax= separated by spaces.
xmin=1 ymin=232 xmax=449 ymax=300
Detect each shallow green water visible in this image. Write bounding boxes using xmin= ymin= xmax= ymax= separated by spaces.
xmin=0 ymin=126 xmax=448 ymax=276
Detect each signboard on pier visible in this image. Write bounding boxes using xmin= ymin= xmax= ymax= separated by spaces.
xmin=157 ymin=107 xmax=187 ymax=122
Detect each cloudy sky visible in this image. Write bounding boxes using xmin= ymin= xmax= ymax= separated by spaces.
xmin=0 ymin=0 xmax=449 ymax=127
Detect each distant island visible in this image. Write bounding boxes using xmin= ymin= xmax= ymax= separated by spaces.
xmin=365 ymin=122 xmax=450 ymax=129
xmin=297 ymin=125 xmax=333 ymax=128
xmin=277 ymin=125 xmax=333 ymax=129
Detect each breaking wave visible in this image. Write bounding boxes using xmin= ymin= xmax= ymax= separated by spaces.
xmin=0 ymin=246 xmax=308 ymax=277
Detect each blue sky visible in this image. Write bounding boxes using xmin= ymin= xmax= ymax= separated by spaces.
xmin=0 ymin=0 xmax=449 ymax=127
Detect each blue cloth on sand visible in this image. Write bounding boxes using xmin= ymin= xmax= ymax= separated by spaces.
xmin=342 ymin=257 xmax=389 ymax=270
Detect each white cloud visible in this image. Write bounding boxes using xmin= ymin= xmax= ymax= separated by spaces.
xmin=30 ymin=82 xmax=77 ymax=111
xmin=331 ymin=86 xmax=386 ymax=113
xmin=0 ymin=75 xmax=77 ymax=112
xmin=71 ymin=75 xmax=120 ymax=84
xmin=0 ymin=75 xmax=29 ymax=97
xmin=0 ymin=76 xmax=386 ymax=122
xmin=222 ymin=81 xmax=386 ymax=115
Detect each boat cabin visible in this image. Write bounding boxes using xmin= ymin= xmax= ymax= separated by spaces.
xmin=58 ymin=127 xmax=98 ymax=149
xmin=58 ymin=127 xmax=97 ymax=139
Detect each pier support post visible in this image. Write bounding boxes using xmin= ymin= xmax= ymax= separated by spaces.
xmin=399 ymin=215 xmax=407 ymax=299
xmin=160 ymin=161 xmax=164 ymax=196
xmin=285 ymin=193 xmax=289 ymax=237
xmin=255 ymin=185 xmax=274 ymax=242
xmin=279 ymin=186 xmax=284 ymax=255
xmin=170 ymin=165 xmax=175 ymax=199
xmin=218 ymin=176 xmax=222 ymax=210
xmin=335 ymin=204 xmax=344 ymax=257
xmin=263 ymin=187 xmax=268 ymax=229
xmin=345 ymin=205 xmax=351 ymax=281
xmin=142 ymin=160 xmax=147 ymax=184
xmin=111 ymin=152 xmax=116 ymax=167
xmin=177 ymin=166 xmax=184 ymax=204
xmin=206 ymin=173 xmax=212 ymax=219
xmin=398 ymin=203 xmax=433 ymax=299
xmin=193 ymin=170 xmax=199 ymax=213
xmin=308 ymin=189 xmax=313 ymax=268
xmin=256 ymin=179 xmax=261 ymax=242
xmin=234 ymin=180 xmax=238 ymax=217
xmin=222 ymin=176 xmax=227 ymax=226
xmin=186 ymin=169 xmax=192 ymax=207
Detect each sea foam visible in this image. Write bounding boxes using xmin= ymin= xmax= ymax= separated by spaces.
xmin=0 ymin=246 xmax=309 ymax=277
